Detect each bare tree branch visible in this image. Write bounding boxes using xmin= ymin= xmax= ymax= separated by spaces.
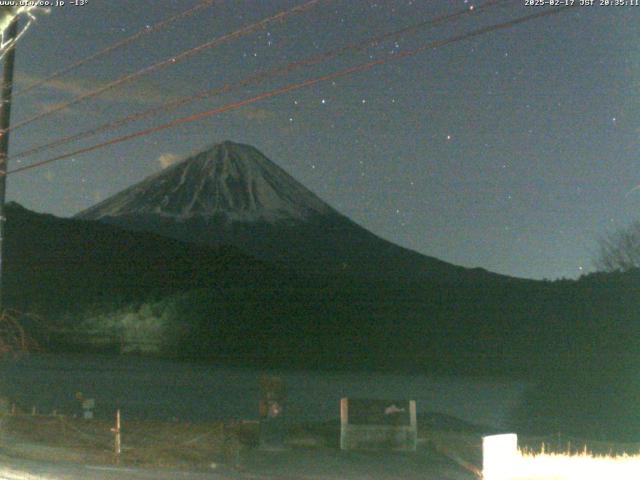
xmin=595 ymin=221 xmax=640 ymax=272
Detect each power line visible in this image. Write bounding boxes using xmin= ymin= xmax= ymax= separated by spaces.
xmin=13 ymin=0 xmax=218 ymax=98
xmin=7 ymin=0 xmax=325 ymax=133
xmin=6 ymin=6 xmax=574 ymax=177
xmin=11 ymin=0 xmax=508 ymax=162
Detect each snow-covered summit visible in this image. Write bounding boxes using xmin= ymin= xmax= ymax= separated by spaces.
xmin=76 ymin=141 xmax=332 ymax=223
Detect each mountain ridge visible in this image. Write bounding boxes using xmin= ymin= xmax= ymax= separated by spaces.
xmin=77 ymin=141 xmax=333 ymax=224
xmin=75 ymin=141 xmax=507 ymax=282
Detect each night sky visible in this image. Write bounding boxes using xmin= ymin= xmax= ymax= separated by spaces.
xmin=4 ymin=0 xmax=638 ymax=280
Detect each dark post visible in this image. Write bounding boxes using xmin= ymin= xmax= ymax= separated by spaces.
xmin=0 ymin=15 xmax=19 ymax=312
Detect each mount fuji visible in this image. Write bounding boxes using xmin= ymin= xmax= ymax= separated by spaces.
xmin=79 ymin=141 xmax=332 ymax=224
xmin=76 ymin=141 xmax=495 ymax=281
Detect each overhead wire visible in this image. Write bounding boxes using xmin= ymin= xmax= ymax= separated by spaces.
xmin=5 ymin=6 xmax=575 ymax=177
xmin=6 ymin=0 xmax=325 ymax=133
xmin=12 ymin=0 xmax=218 ymax=98
xmin=11 ymin=0 xmax=510 ymax=162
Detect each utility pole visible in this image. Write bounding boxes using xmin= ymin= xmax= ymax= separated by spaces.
xmin=0 ymin=15 xmax=19 ymax=313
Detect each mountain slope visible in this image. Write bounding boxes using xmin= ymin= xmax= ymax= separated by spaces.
xmin=5 ymin=202 xmax=530 ymax=374
xmin=76 ymin=141 xmax=501 ymax=282
xmin=77 ymin=141 xmax=331 ymax=223
xmin=3 ymin=202 xmax=273 ymax=311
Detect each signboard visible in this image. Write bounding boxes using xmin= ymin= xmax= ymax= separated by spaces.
xmin=346 ymin=399 xmax=412 ymax=426
xmin=340 ymin=398 xmax=417 ymax=451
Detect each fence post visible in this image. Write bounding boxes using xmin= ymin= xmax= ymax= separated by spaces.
xmin=339 ymin=398 xmax=348 ymax=450
xmin=111 ymin=409 xmax=121 ymax=462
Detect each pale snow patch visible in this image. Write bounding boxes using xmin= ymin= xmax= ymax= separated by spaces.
xmin=157 ymin=153 xmax=181 ymax=169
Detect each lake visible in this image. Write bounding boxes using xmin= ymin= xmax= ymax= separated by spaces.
xmin=0 ymin=354 xmax=528 ymax=429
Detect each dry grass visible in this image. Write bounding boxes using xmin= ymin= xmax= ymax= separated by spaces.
xmin=0 ymin=414 xmax=251 ymax=468
xmin=490 ymin=450 xmax=640 ymax=480
xmin=425 ymin=430 xmax=640 ymax=480
xmin=5 ymin=414 xmax=639 ymax=479
xmin=482 ymin=435 xmax=640 ymax=480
